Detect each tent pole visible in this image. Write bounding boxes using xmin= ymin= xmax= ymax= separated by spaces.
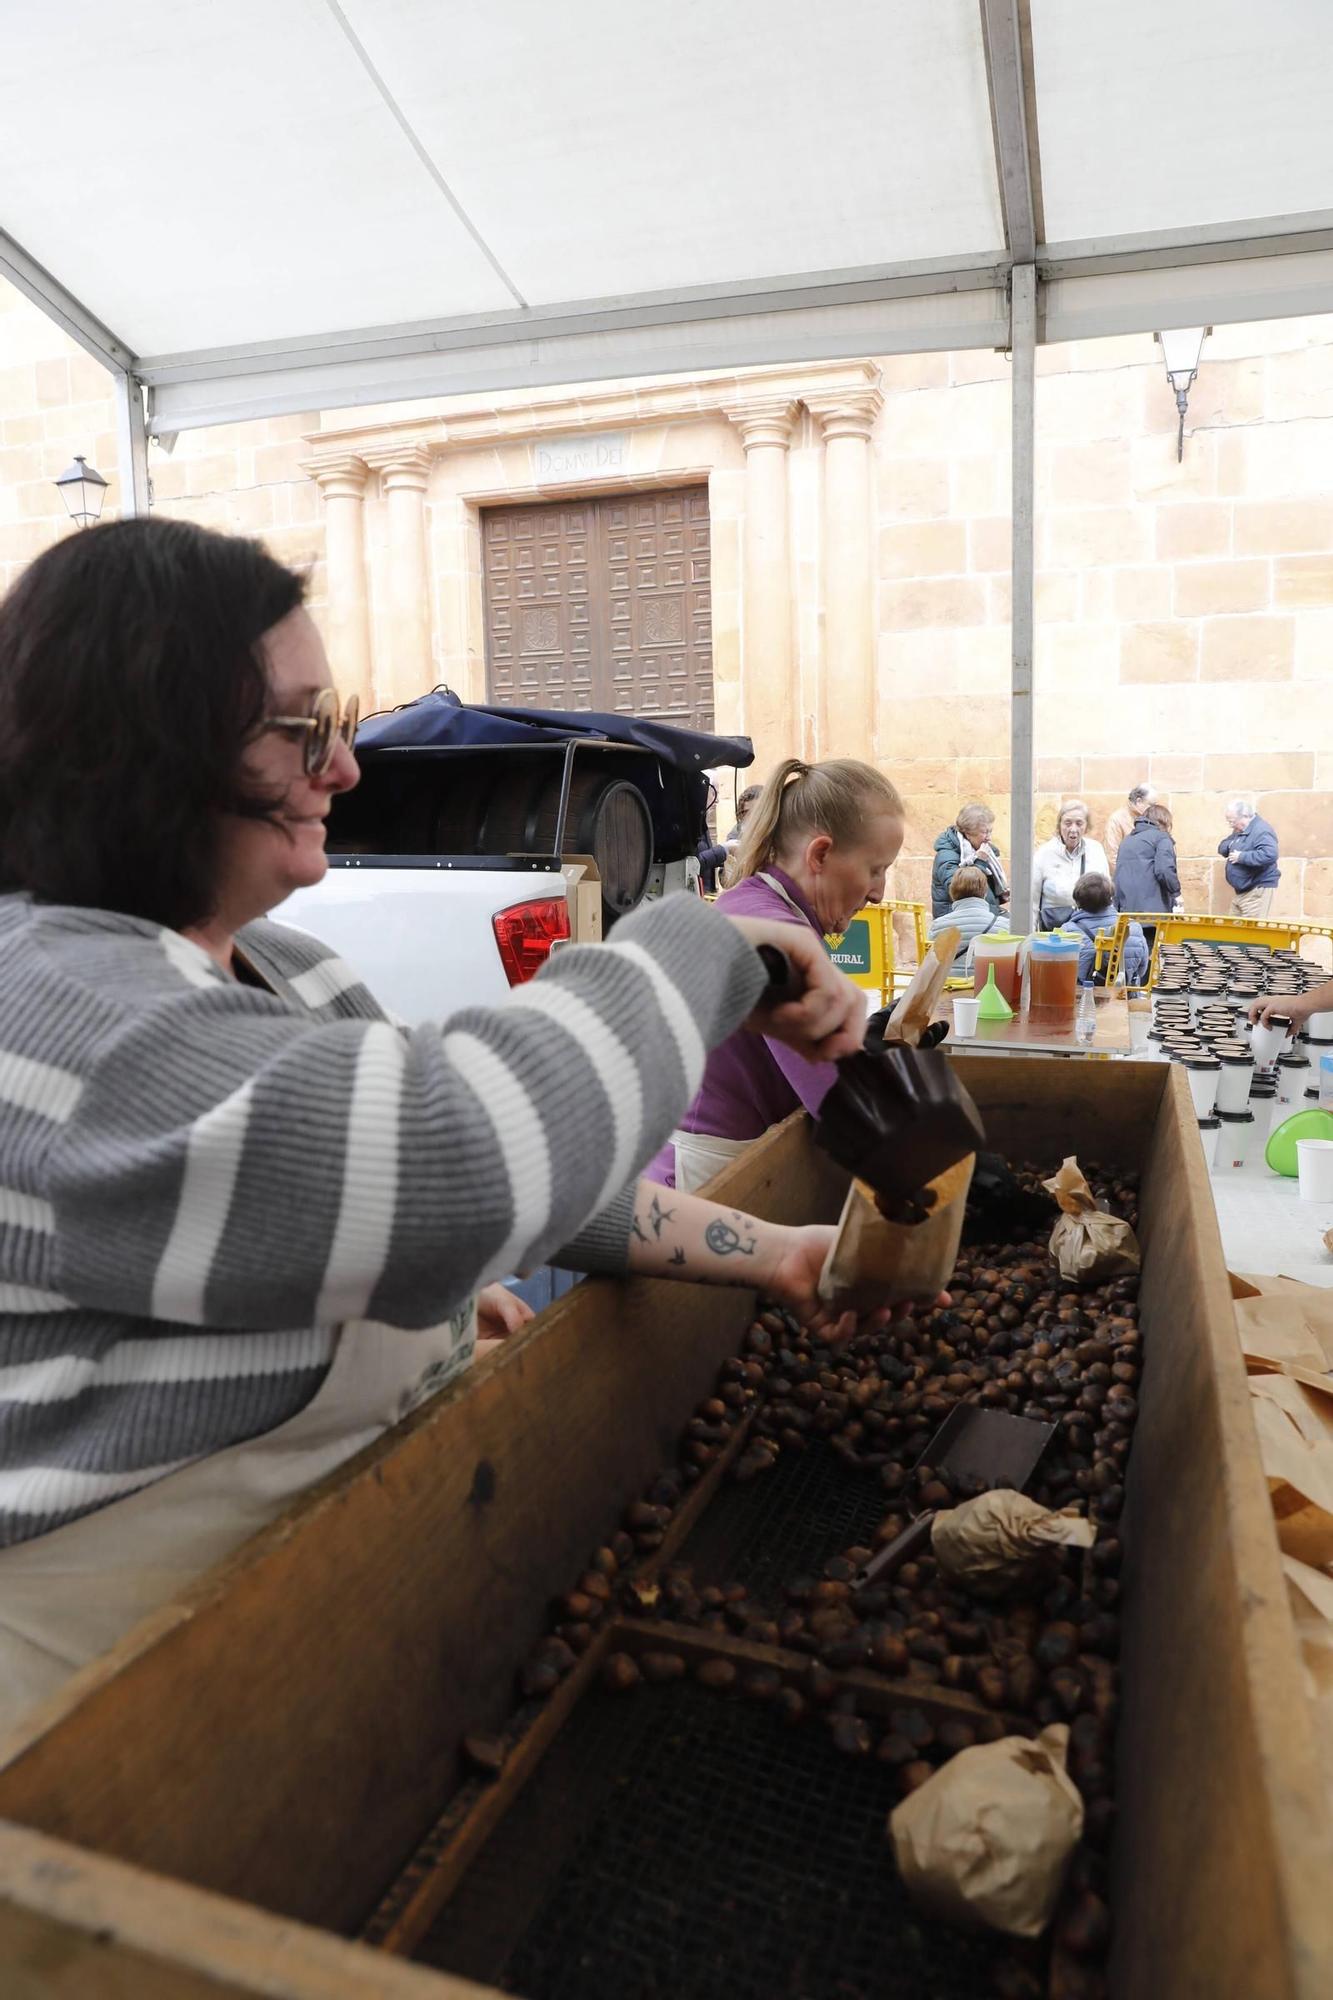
xmin=1009 ymin=262 xmax=1036 ymax=933
xmin=113 ymin=372 xmax=151 ymax=518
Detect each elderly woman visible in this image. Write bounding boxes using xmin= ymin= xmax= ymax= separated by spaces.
xmin=927 ymin=866 xmax=1005 ymax=966
xmin=647 ymin=758 xmax=905 ymax=1192
xmin=931 ymin=803 xmax=1009 ymax=918
xmin=1031 ymin=800 xmax=1110 ymax=931
xmin=1114 ymin=802 xmax=1180 ymax=916
xmin=0 ymin=519 xmax=872 ymax=1729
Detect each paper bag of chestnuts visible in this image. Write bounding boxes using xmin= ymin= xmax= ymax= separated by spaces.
xmin=819 ymin=1154 xmax=976 ymax=1311
xmin=889 ymin=1724 xmax=1084 ymax=1939
xmin=931 ymin=1490 xmax=1097 ymax=1599
xmin=1043 ymin=1157 xmax=1141 ymax=1286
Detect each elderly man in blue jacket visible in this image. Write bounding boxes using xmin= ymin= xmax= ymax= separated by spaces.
xmin=1218 ymin=797 xmax=1281 ymax=919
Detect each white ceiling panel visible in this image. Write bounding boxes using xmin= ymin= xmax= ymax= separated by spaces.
xmin=335 ymin=0 xmax=1005 ymax=303
xmin=1033 ymin=0 xmax=1333 ymax=242
xmin=0 ymin=0 xmax=516 ymax=353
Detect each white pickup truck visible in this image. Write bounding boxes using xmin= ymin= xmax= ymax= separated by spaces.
xmin=276 ymin=691 xmax=754 ymax=1023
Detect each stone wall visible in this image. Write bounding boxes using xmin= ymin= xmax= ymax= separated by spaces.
xmin=3 ymin=268 xmax=1333 ymax=923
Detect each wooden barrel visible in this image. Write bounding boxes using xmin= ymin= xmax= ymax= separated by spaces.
xmin=484 ymin=766 xmax=653 ymax=923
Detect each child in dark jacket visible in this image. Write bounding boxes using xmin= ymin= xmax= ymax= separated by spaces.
xmin=1069 ymin=874 xmax=1149 ymax=986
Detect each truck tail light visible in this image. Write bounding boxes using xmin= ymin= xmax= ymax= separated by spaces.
xmin=493 ymin=898 xmax=571 ymax=986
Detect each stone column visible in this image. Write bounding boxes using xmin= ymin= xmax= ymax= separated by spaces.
xmin=723 ymin=399 xmax=798 ymax=771
xmin=376 ymin=442 xmax=434 ymax=706
xmin=807 ymin=388 xmax=882 ymax=760
xmin=303 ymin=453 xmax=372 ymax=712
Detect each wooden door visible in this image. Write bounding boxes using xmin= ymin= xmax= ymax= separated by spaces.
xmin=483 ymin=486 xmax=713 ymax=731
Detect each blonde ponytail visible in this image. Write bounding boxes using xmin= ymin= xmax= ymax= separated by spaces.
xmin=731 ymin=758 xmax=904 ymax=882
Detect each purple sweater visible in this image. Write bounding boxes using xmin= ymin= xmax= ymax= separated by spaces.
xmin=644 ymin=868 xmax=839 ymax=1186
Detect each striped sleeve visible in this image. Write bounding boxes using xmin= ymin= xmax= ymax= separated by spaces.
xmin=45 ymin=895 xmax=766 ymax=1332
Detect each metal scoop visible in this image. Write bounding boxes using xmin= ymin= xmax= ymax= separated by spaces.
xmin=850 ymin=1405 xmax=1056 ymax=1591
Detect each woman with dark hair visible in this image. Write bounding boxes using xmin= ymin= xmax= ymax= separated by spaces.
xmin=0 ymin=518 xmax=872 ymax=1727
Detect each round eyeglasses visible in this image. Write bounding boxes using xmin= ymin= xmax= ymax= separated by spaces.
xmin=263 ymin=688 xmax=359 ymax=777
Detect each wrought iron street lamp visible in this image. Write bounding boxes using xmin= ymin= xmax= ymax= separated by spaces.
xmin=53 ymin=454 xmax=109 ymax=527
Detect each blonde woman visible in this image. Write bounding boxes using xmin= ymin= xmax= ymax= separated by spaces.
xmin=1031 ymin=800 xmax=1109 ymax=932
xmin=646 ymin=758 xmax=905 ymax=1192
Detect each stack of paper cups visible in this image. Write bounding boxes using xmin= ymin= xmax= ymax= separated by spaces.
xmin=1182 ymin=1057 xmax=1221 ymax=1118
xmin=1248 ymin=1083 xmax=1277 ymax=1146
xmin=1196 ymin=1116 xmax=1221 ymax=1170
xmin=1215 ymin=1110 xmax=1254 ymax=1171
xmin=1249 ymin=1015 xmax=1293 ymax=1073
xmin=1215 ymin=1053 xmax=1255 ymax=1113
xmin=1296 ymin=1138 xmax=1333 ymax=1202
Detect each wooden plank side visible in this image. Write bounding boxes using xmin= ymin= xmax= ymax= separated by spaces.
xmin=0 ymin=1821 xmax=493 ymax=2000
xmin=1114 ymin=1064 xmax=1333 ymax=2000
xmin=0 ymin=1115 xmax=845 ymax=1942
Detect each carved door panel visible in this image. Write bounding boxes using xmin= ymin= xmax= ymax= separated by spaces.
xmin=483 ymin=486 xmax=712 ymax=731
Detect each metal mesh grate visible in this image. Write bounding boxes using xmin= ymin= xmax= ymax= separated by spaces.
xmin=676 ymin=1439 xmax=891 ymax=1604
xmin=416 ymin=1679 xmax=1003 ymax=2000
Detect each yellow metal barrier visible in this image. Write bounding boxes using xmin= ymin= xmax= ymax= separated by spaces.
xmin=824 ymin=906 xmax=891 ymax=1009
xmin=883 ymin=899 xmax=930 ymax=992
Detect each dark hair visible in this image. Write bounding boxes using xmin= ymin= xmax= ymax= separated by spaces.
xmin=0 ymin=517 xmax=305 ymax=929
xmin=1146 ymin=803 xmax=1174 ymax=834
xmin=1073 ymin=872 xmax=1115 ymax=913
xmin=735 ymin=783 xmax=764 ymax=820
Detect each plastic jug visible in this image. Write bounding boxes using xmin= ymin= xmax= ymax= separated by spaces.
xmin=972 ymin=933 xmax=1025 ymax=1008
xmin=1027 ymin=931 xmax=1082 ymax=1015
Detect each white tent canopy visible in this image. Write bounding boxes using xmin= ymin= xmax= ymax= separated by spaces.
xmin=4 ymin=0 xmax=1333 ymax=924
xmin=5 ymin=0 xmax=1333 ymax=432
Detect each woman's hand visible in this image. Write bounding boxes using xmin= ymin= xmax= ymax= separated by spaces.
xmin=1249 ymin=991 xmax=1319 ymax=1031
xmin=727 ymin=915 xmax=865 ymax=1063
xmin=766 ymin=1224 xmax=949 ymax=1341
xmin=476 ymin=1283 xmax=535 ymax=1340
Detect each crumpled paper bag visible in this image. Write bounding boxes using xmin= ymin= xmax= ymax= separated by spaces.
xmin=1283 ymin=1556 xmax=1333 ymax=1807
xmin=1230 ymin=1270 xmax=1333 ymax=1375
xmin=882 ymin=930 xmax=958 ymax=1047
xmin=931 ymin=1491 xmax=1096 ymax=1598
xmin=1248 ymin=1371 xmax=1333 ymax=1568
xmin=819 ymin=1155 xmax=975 ymax=1310
xmin=1043 ymin=1157 xmax=1141 ymax=1286
xmin=889 ymin=1724 xmax=1083 ymax=1938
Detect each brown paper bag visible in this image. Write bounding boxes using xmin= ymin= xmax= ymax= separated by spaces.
xmin=1282 ymin=1556 xmax=1333 ymax=1808
xmin=931 ymin=1492 xmax=1096 ymax=1598
xmin=819 ymin=1154 xmax=975 ymax=1311
xmin=1249 ymin=1372 xmax=1333 ymax=1567
xmin=1042 ymin=1157 xmax=1141 ymax=1286
xmin=883 ymin=930 xmax=959 ymax=1047
xmin=1229 ymin=1270 xmax=1333 ymax=1374
xmin=888 ymin=1725 xmax=1083 ymax=1938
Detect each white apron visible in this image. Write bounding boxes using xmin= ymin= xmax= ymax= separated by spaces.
xmin=671 ymin=871 xmax=822 ymax=1192
xmin=0 ymin=1299 xmax=475 ymax=1737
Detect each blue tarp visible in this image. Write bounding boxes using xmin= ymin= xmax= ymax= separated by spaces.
xmin=355 ymin=689 xmax=754 ymax=773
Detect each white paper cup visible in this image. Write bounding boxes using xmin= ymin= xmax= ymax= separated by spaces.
xmin=1197 ymin=1116 xmax=1221 ymax=1170
xmin=1306 ymin=1008 xmax=1333 ymax=1038
xmin=1182 ymin=1061 xmax=1220 ymax=1117
xmin=952 ymin=996 xmax=981 ymax=1037
xmin=1250 ymin=1017 xmax=1294 ymax=1070
xmin=1215 ymin=1058 xmax=1255 ymax=1114
xmin=1276 ymin=1062 xmax=1309 ymax=1107
xmin=1248 ymin=1093 xmax=1276 ymax=1146
xmin=1216 ymin=1111 xmax=1254 ymax=1171
xmin=1297 ymin=1138 xmax=1333 ymax=1201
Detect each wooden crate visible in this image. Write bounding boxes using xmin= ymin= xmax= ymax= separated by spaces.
xmin=0 ymin=1059 xmax=1328 ymax=1999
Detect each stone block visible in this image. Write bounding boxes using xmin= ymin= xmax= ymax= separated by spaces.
xmin=1035 ymin=370 xmax=1142 ymax=446
xmin=879 ymin=577 xmax=987 ymax=630
xmin=952 ymin=455 xmax=1000 ymax=516
xmin=1150 ymin=753 xmax=1204 ymax=790
xmin=1255 ymin=793 xmax=1333 ymax=861
xmin=1038 ymin=757 xmax=1083 ymax=791
xmin=1184 ymin=357 xmax=1265 ymax=430
xmin=1051 ymin=441 xmax=1134 ymax=507
xmin=1274 ymin=556 xmax=1333 ymax=608
xmin=878 ymin=353 xmax=950 ymax=393
xmin=988 ymin=576 xmax=1011 ymax=623
xmin=876 ymin=629 xmax=958 ymax=698
xmin=878 ymin=519 xmax=967 ymax=578
xmin=1204 ymin=752 xmax=1315 ymax=792
xmin=1295 ymin=611 xmax=1333 ymax=681
xmin=968 ymin=516 xmax=1010 ymax=573
xmin=888 ymin=856 xmax=933 ymax=907
xmin=1112 ymin=567 xmax=1173 ymax=620
xmin=877 ymin=458 xmax=950 ymax=521
xmin=1166 ymin=791 xmax=1233 ymax=857
xmin=1199 ymin=615 xmax=1294 ymax=681
xmin=1263 ymin=342 xmax=1333 ymax=423
xmin=33 ymin=358 xmax=69 ymax=407
xmin=1241 ymin=420 xmax=1333 ymax=498
xmin=888 ymin=757 xmax=959 ymax=795
xmin=1080 ymin=570 xmax=1113 ymax=621
xmin=1038 ymin=572 xmax=1079 ymax=622
xmin=948 ymin=350 xmax=1011 ymax=386
xmin=1037 ymin=622 xmax=1119 ymax=696
xmin=1131 ymin=430 xmax=1217 ymax=502
xmin=1039 ymin=334 xmax=1155 ymax=376
xmin=1176 ymin=859 xmax=1214 ymax=913
xmin=1234 ymin=500 xmax=1333 ymax=556
xmin=955 ymin=756 xmax=1012 ymax=798
xmin=3 ymin=414 xmax=42 ymax=447
xmin=1173 ymin=560 xmax=1269 ymax=617
xmin=1120 ymin=622 xmax=1199 ymax=683
xmin=1155 ymin=503 xmax=1232 ymax=561
xmin=881 ymin=694 xmax=1009 ymax=763
xmin=1214 ymin=434 xmax=1248 ymax=498
xmin=887 ymin=379 xmax=1007 ymax=457
xmin=954 ymin=626 xmax=1011 ymax=696
xmin=1046 ymin=507 xmax=1151 ymax=568
xmin=1083 ymin=757 xmax=1146 ymax=794
xmin=1303 ymin=859 xmax=1333 ymax=922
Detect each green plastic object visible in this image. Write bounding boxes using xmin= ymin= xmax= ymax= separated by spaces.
xmin=976 ymin=963 xmax=1014 ymax=1021
xmin=1265 ymin=1107 xmax=1333 ymax=1177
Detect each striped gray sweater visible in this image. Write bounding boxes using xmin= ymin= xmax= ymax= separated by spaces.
xmin=0 ymin=890 xmax=766 ymax=1548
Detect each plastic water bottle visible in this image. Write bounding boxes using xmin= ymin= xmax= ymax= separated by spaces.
xmin=1320 ymin=1053 xmax=1333 ymax=1110
xmin=1075 ymin=987 xmax=1097 ymax=1046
